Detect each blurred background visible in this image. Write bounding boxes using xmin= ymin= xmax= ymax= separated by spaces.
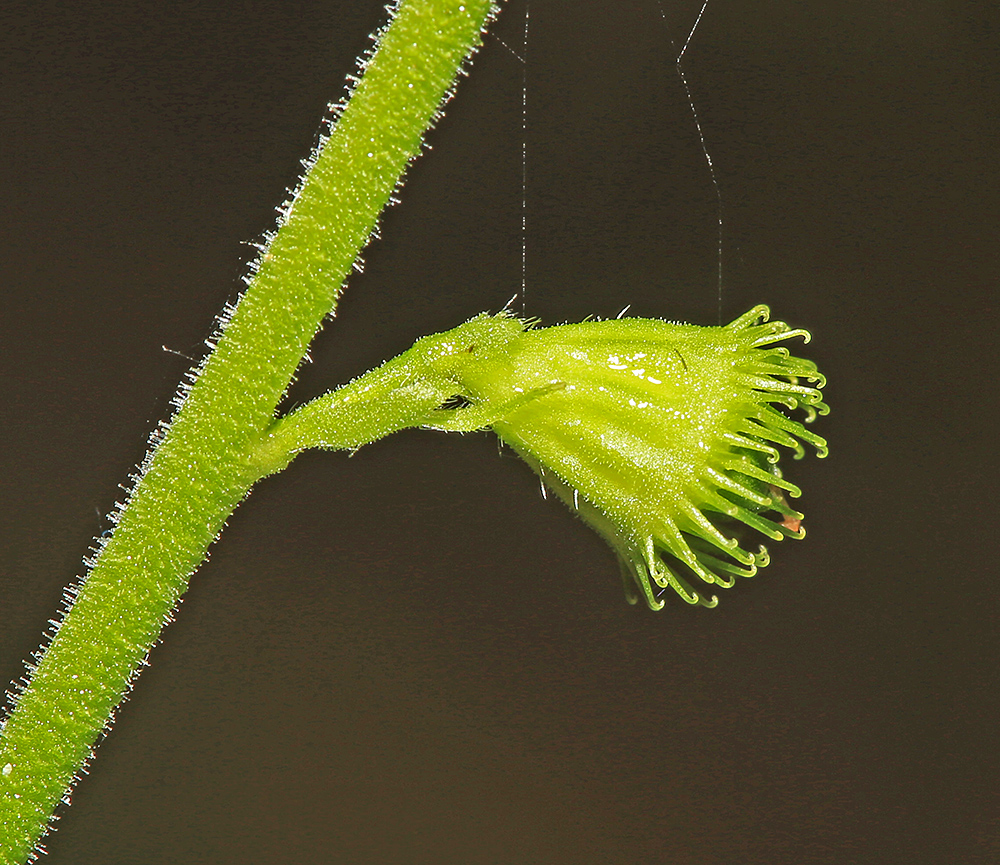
xmin=1 ymin=1 xmax=997 ymax=862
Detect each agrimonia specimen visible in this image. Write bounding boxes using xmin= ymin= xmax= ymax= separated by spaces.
xmin=0 ymin=0 xmax=827 ymax=861
xmin=423 ymin=306 xmax=827 ymax=610
xmin=258 ymin=304 xmax=827 ymax=611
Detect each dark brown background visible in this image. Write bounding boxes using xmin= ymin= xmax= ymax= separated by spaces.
xmin=2 ymin=1 xmax=997 ymax=862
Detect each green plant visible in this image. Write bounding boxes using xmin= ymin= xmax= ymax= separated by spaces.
xmin=0 ymin=1 xmax=826 ymax=861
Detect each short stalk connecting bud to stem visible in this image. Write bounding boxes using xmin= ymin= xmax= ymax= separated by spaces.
xmin=259 ymin=305 xmax=828 ymax=610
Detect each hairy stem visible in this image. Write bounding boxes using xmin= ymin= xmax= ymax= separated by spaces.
xmin=0 ymin=1 xmax=495 ymax=860
xmin=249 ymin=313 xmax=528 ymax=480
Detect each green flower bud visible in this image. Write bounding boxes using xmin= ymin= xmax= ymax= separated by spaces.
xmin=429 ymin=305 xmax=828 ymax=610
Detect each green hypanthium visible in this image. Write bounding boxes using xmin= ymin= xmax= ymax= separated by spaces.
xmin=0 ymin=1 xmax=827 ymax=861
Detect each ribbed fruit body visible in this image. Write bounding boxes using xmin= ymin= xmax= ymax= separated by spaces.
xmin=434 ymin=306 xmax=828 ymax=609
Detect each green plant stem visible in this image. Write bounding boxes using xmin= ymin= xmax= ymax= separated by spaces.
xmin=248 ymin=313 xmax=524 ymax=478
xmin=0 ymin=1 xmax=495 ymax=860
